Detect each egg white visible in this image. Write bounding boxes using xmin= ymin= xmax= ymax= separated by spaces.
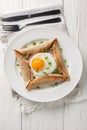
xmin=30 ymin=53 xmax=57 ymax=77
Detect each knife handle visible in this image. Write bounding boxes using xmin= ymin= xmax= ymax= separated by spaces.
xmin=30 ymin=9 xmax=61 ymax=18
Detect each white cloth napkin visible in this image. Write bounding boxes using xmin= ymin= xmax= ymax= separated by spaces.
xmin=0 ymin=3 xmax=87 ymax=114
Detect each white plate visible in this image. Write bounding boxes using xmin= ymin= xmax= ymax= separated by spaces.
xmin=4 ymin=27 xmax=83 ymax=102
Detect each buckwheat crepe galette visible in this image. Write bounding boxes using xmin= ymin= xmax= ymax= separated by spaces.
xmin=14 ymin=38 xmax=70 ymax=90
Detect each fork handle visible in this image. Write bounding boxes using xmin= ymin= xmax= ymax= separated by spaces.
xmin=26 ymin=17 xmax=61 ymax=26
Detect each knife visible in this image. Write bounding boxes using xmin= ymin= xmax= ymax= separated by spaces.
xmin=1 ymin=9 xmax=61 ymax=22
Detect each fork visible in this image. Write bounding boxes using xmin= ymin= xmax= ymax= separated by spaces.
xmin=2 ymin=17 xmax=61 ymax=31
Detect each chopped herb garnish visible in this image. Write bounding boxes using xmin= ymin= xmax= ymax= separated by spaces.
xmin=23 ymin=45 xmax=27 ymax=48
xmin=24 ymin=54 xmax=29 ymax=60
xmin=54 ymin=82 xmax=58 ymax=86
xmin=32 ymin=75 xmax=36 ymax=79
xmin=40 ymin=49 xmax=45 ymax=52
xmin=45 ymin=56 xmax=48 ymax=60
xmin=50 ymin=47 xmax=53 ymax=51
xmin=20 ymin=72 xmax=22 ymax=76
xmin=52 ymin=68 xmax=59 ymax=74
xmin=67 ymin=65 xmax=69 ymax=68
xmin=50 ymin=84 xmax=55 ymax=87
xmin=31 ymin=41 xmax=36 ymax=45
xmin=50 ymin=82 xmax=58 ymax=87
xmin=46 ymin=67 xmax=49 ymax=70
xmin=16 ymin=63 xmax=19 ymax=66
xmin=45 ymin=48 xmax=49 ymax=52
xmin=43 ymin=72 xmax=47 ymax=75
xmin=36 ymin=70 xmax=39 ymax=72
xmin=39 ymin=40 xmax=43 ymax=44
xmin=64 ymin=59 xmax=67 ymax=64
xmin=37 ymin=86 xmax=40 ymax=89
xmin=28 ymin=64 xmax=30 ymax=68
xmin=48 ymin=61 xmax=52 ymax=66
xmin=59 ymin=48 xmax=62 ymax=52
xmin=40 ymin=48 xmax=49 ymax=52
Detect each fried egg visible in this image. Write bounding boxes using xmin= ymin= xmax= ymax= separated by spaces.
xmin=30 ymin=53 xmax=57 ymax=77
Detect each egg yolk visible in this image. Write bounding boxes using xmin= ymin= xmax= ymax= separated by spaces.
xmin=31 ymin=57 xmax=44 ymax=70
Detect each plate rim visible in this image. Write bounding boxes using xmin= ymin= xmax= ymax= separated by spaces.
xmin=4 ymin=26 xmax=83 ymax=102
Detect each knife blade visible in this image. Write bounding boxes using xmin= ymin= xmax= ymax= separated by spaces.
xmin=1 ymin=9 xmax=61 ymax=22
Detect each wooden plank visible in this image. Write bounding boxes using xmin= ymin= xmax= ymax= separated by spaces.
xmin=64 ymin=101 xmax=87 ymax=130
xmin=64 ymin=0 xmax=80 ymax=43
xmin=64 ymin=1 xmax=87 ymax=130
xmin=0 ymin=0 xmax=23 ymax=14
xmin=0 ymin=46 xmax=21 ymax=130
xmin=22 ymin=104 xmax=64 ymax=130
xmin=22 ymin=0 xmax=62 ymax=10
xmin=22 ymin=113 xmax=31 ymax=130
xmin=77 ymin=0 xmax=87 ymax=100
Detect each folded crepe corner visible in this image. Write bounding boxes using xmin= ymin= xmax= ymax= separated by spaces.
xmin=52 ymin=39 xmax=70 ymax=80
xmin=14 ymin=49 xmax=31 ymax=88
xmin=26 ymin=74 xmax=67 ymax=90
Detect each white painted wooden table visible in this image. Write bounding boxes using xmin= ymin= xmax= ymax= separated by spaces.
xmin=0 ymin=0 xmax=87 ymax=130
